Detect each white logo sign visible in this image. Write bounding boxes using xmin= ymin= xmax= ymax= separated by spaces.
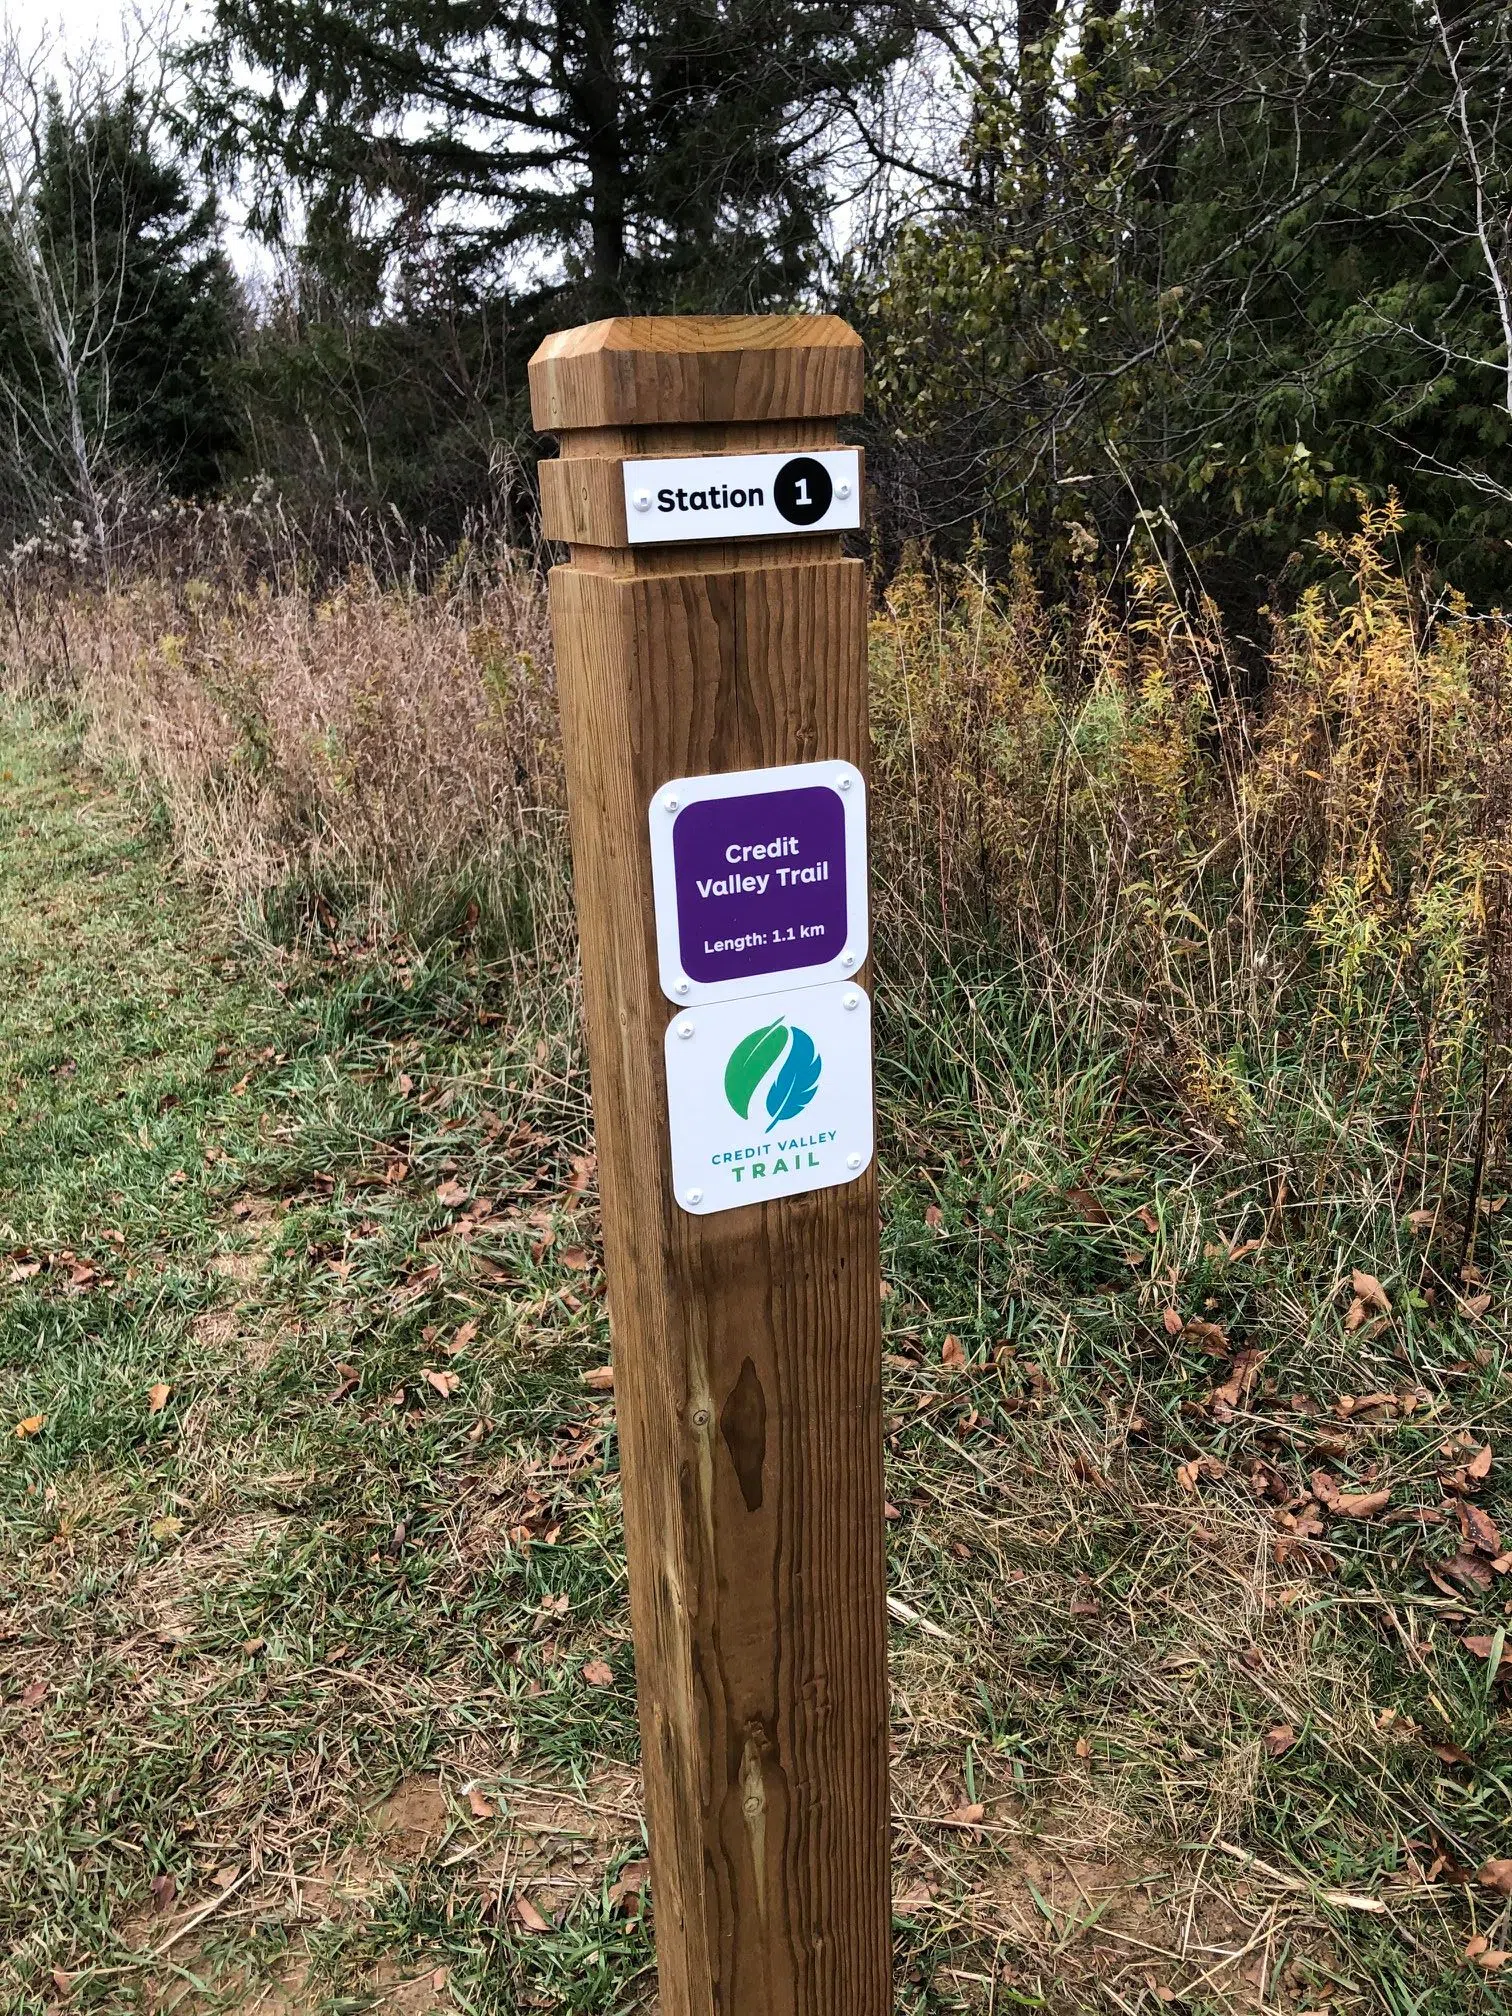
xmin=623 ymin=449 xmax=861 ymax=545
xmin=663 ymin=983 xmax=874 ymax=1215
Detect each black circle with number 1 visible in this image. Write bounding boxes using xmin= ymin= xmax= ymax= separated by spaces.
xmin=773 ymin=455 xmax=833 ymax=526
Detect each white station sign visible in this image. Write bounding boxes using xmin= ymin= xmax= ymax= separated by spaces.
xmin=664 ymin=983 xmax=874 ymax=1215
xmin=624 ymin=449 xmax=861 ymax=545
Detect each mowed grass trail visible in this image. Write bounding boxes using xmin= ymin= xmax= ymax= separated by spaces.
xmin=2 ymin=708 xmax=1511 ymax=2015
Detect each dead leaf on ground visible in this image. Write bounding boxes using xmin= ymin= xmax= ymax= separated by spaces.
xmin=511 ymin=1894 xmax=552 ymax=1933
xmin=1478 ymin=1859 xmax=1512 ymax=1896
xmin=146 ymin=1382 xmax=171 ymax=1414
xmin=1462 ymin=1291 xmax=1493 ymax=1318
xmin=1332 ymin=1488 xmax=1392 ymax=1520
xmin=1263 ymin=1724 xmax=1297 ymax=1758
xmin=18 ymin=1680 xmax=47 ymax=1708
xmin=940 ymin=1334 xmax=966 ymax=1371
xmin=1065 ymin=1185 xmax=1110 ymax=1223
xmin=608 ymin=1858 xmax=650 ymax=1915
xmin=1351 ymin=1267 xmax=1391 ymax=1313
xmin=1459 ymin=1500 xmax=1502 ymax=1556
xmin=582 ymin=1365 xmax=615 ymax=1391
xmin=434 ymin=1178 xmax=469 ymax=1208
xmin=1162 ymin=1306 xmax=1184 ymax=1335
xmin=445 ymin=1320 xmax=478 ymax=1357
xmin=924 ymin=1204 xmax=943 ymax=1230
xmin=559 ymin=1246 xmax=592 ymax=1271
xmin=13 ymin=1415 xmax=44 ymax=1439
xmin=582 ymin=1658 xmax=614 ymax=1688
xmin=423 ymin=1368 xmax=461 ymax=1398
xmin=945 ymin=1802 xmax=985 ymax=1827
xmin=466 ymin=1786 xmax=495 ymax=1819
xmin=1464 ymin=1633 xmax=1511 ymax=1673
xmin=149 ymin=1873 xmax=176 ymax=1912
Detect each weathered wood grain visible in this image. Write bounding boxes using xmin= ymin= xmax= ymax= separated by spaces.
xmin=530 ymin=315 xmax=864 ymax=432
xmin=537 ymin=314 xmax=889 ymax=2016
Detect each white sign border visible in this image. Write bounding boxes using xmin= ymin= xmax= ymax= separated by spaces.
xmin=623 ymin=448 xmax=862 ymax=546
xmin=649 ymin=759 xmax=869 ymax=1006
xmin=664 ymin=983 xmax=875 ymax=1216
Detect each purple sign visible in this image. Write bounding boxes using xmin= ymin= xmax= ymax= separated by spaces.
xmin=673 ymin=785 xmax=847 ymax=984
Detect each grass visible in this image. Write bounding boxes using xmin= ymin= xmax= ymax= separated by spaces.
xmin=4 ymin=576 xmax=1512 ymax=2013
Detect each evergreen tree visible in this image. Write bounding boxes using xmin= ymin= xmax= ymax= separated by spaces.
xmin=187 ymin=0 xmax=924 ymax=318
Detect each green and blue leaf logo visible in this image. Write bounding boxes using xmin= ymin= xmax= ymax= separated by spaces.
xmin=724 ymin=1018 xmax=822 ymax=1131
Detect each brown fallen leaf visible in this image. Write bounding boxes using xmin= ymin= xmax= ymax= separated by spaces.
xmin=924 ymin=1204 xmax=943 ymax=1230
xmin=149 ymin=1872 xmax=176 ymax=1912
xmin=13 ymin=1415 xmax=44 ymax=1439
xmin=582 ymin=1658 xmax=614 ymax=1688
xmin=1478 ymin=1858 xmax=1512 ymax=1896
xmin=445 ymin=1320 xmax=479 ymax=1357
xmin=1462 ymin=1292 xmax=1493 ymax=1318
xmin=608 ymin=1857 xmax=650 ymax=1915
xmin=1181 ymin=1318 xmax=1229 ymax=1353
xmin=1468 ymin=1443 xmax=1494 ymax=1481
xmin=423 ymin=1368 xmax=461 ymax=1398
xmin=1135 ymin=1204 xmax=1160 ymax=1236
xmin=434 ymin=1178 xmax=469 ymax=1209
xmin=18 ymin=1680 xmax=47 ymax=1708
xmin=1459 ymin=1500 xmax=1502 ymax=1556
xmin=1331 ymin=1488 xmax=1392 ymax=1520
xmin=1263 ymin=1724 xmax=1297 ymax=1758
xmin=50 ymin=1968 xmax=71 ymax=2000
xmin=512 ymin=1893 xmax=553 ymax=1933
xmin=467 ymin=1786 xmax=495 ymax=1819
xmin=1351 ymin=1267 xmax=1391 ymax=1313
xmin=146 ymin=1382 xmax=171 ymax=1414
xmin=1162 ymin=1306 xmax=1184 ymax=1336
xmin=1464 ymin=1633 xmax=1511 ymax=1672
xmin=1065 ymin=1186 xmax=1110 ymax=1223
xmin=1466 ymin=1934 xmax=1509 ymax=1970
xmin=940 ymin=1334 xmax=966 ymax=1371
xmin=893 ymin=1881 xmax=935 ymax=1915
xmin=560 ymin=1246 xmax=592 ymax=1271
xmin=582 ymin=1365 xmax=615 ymax=1391
xmin=945 ymin=1801 xmax=985 ymax=1826
xmin=1343 ymin=1295 xmax=1368 ymax=1332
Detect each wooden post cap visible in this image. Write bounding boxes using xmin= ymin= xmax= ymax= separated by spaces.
xmin=528 ymin=314 xmax=863 ymax=432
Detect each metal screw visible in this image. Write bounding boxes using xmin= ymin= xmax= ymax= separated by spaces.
xmin=663 ymin=793 xmax=679 ymax=812
xmin=686 ymin=1187 xmax=703 ymax=1205
xmin=846 ymin=1152 xmax=862 ymax=1170
xmin=677 ymin=1021 xmax=695 ymax=1039
xmin=836 ymin=479 xmax=852 ymax=499
xmin=674 ymin=977 xmax=690 ymax=995
xmin=632 ymin=489 xmax=652 ymax=511
xmin=843 ymin=992 xmax=860 ymax=1010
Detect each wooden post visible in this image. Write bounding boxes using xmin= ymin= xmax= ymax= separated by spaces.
xmin=530 ymin=316 xmax=890 ymax=2016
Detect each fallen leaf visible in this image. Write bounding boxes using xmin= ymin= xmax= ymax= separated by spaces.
xmin=1343 ymin=1295 xmax=1368 ymax=1332
xmin=1459 ymin=1500 xmax=1502 ymax=1556
xmin=1462 ymin=1292 xmax=1493 ymax=1318
xmin=1478 ymin=1858 xmax=1512 ymax=1896
xmin=434 ymin=1178 xmax=469 ymax=1208
xmin=947 ymin=1801 xmax=986 ymax=1825
xmin=167 ymin=1169 xmax=188 ymax=1188
xmin=582 ymin=1658 xmax=614 ymax=1688
xmin=941 ymin=1334 xmax=966 ymax=1371
xmin=1468 ymin=1444 xmax=1494 ymax=1481
xmin=1331 ymin=1488 xmax=1391 ymax=1520
xmin=13 ymin=1414 xmax=44 ymax=1439
xmin=1065 ymin=1185 xmax=1110 ymax=1223
xmin=149 ymin=1872 xmax=176 ymax=1911
xmin=50 ymin=1968 xmax=71 ymax=1999
xmin=18 ymin=1680 xmax=47 ymax=1708
xmin=512 ymin=1894 xmax=552 ymax=1933
xmin=1464 ymin=1633 xmax=1511 ymax=1673
xmin=893 ymin=1881 xmax=935 ymax=1915
xmin=423 ymin=1368 xmax=461 ymax=1398
xmin=1161 ymin=1307 xmax=1184 ymax=1336
xmin=582 ymin=1365 xmax=615 ymax=1391
xmin=1351 ymin=1267 xmax=1391 ymax=1313
xmin=146 ymin=1382 xmax=171 ymax=1414
xmin=1441 ymin=1549 xmax=1496 ymax=1594
xmin=1136 ymin=1204 xmax=1160 ymax=1236
xmin=467 ymin=1786 xmax=495 ymax=1819
xmin=1263 ymin=1724 xmax=1297 ymax=1758
xmin=924 ymin=1204 xmax=943 ymax=1230
xmin=560 ymin=1246 xmax=592 ymax=1270
xmin=6 ymin=1260 xmax=41 ymax=1282
xmin=608 ymin=1857 xmax=650 ymax=1915
xmin=1182 ymin=1318 xmax=1229 ymax=1353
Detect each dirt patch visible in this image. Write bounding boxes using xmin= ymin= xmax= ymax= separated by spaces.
xmin=209 ymin=1250 xmax=266 ymax=1283
xmin=368 ymin=1772 xmax=452 ymax=1859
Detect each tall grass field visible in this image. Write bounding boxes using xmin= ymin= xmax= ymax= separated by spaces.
xmin=2 ymin=503 xmax=1511 ymax=2013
